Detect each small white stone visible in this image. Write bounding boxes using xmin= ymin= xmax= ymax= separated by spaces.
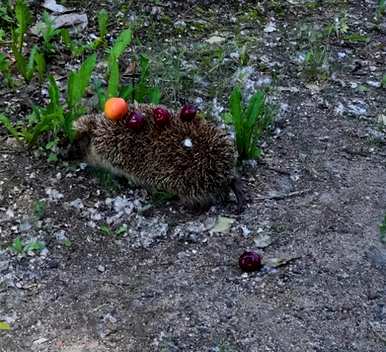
xmin=182 ymin=138 xmax=193 ymax=148
xmin=264 ymin=20 xmax=277 ymax=33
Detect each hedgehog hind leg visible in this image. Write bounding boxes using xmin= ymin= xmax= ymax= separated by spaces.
xmin=230 ymin=176 xmax=245 ymax=213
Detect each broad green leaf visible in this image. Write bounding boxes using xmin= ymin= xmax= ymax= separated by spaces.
xmin=94 ymin=79 xmax=107 ymax=110
xmin=229 ymin=86 xmax=242 ymax=126
xmin=133 ymin=82 xmax=147 ymax=103
xmin=12 ymin=43 xmax=27 ymax=79
xmin=139 ymin=54 xmax=150 ymax=82
xmin=33 ymin=50 xmax=46 ymax=80
xmin=77 ymin=53 xmax=97 ymax=98
xmin=25 ymin=46 xmax=38 ymax=81
xmin=60 ymin=28 xmax=71 ymax=46
xmin=47 ymin=75 xmax=60 ymax=108
xmin=0 ymin=322 xmax=11 ymax=331
xmin=0 ymin=53 xmax=10 ymax=72
xmin=97 ymin=9 xmax=109 ymax=38
xmin=120 ymin=84 xmax=134 ymax=101
xmin=149 ymin=87 xmax=161 ymax=104
xmin=107 ymin=59 xmax=120 ymax=98
xmin=67 ymin=53 xmax=96 ymax=108
xmin=15 ymin=0 xmax=32 ymax=49
xmin=108 ymin=28 xmax=132 ymax=65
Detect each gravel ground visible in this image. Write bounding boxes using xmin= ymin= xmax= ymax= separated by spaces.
xmin=1 ymin=1 xmax=386 ymax=351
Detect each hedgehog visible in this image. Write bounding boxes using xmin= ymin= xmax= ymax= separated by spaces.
xmin=64 ymin=103 xmax=244 ymax=212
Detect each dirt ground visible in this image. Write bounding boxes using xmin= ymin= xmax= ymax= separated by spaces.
xmin=1 ymin=1 xmax=386 ymax=351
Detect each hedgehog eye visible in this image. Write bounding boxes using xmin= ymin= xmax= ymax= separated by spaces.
xmin=182 ymin=138 xmax=193 ymax=149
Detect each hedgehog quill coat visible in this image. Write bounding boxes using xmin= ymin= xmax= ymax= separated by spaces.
xmin=67 ymin=103 xmax=244 ymax=210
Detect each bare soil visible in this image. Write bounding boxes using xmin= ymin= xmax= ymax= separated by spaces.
xmin=1 ymin=1 xmax=386 ymax=351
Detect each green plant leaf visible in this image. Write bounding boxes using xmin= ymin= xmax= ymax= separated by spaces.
xmin=67 ymin=53 xmax=96 ymax=108
xmin=139 ymin=54 xmax=150 ymax=82
xmin=149 ymin=87 xmax=161 ymax=104
xmin=0 ymin=322 xmax=11 ymax=331
xmin=24 ymin=241 xmax=45 ymax=252
xmin=34 ymin=51 xmax=46 ymax=80
xmin=115 ymin=224 xmax=128 ymax=237
xmin=25 ymin=46 xmax=38 ymax=81
xmin=120 ymin=84 xmax=134 ymax=101
xmin=47 ymin=75 xmax=60 ymax=108
xmin=108 ymin=28 xmax=132 ymax=65
xmin=15 ymin=0 xmax=32 ymax=50
xmin=11 ymin=42 xmax=27 ymax=79
xmin=10 ymin=237 xmax=24 ymax=254
xmin=100 ymin=224 xmax=112 ymax=236
xmin=107 ymin=59 xmax=120 ymax=98
xmin=230 ymin=86 xmax=242 ymax=125
xmin=94 ymin=79 xmax=107 ymax=110
xmin=0 ymin=115 xmax=21 ymax=140
xmin=97 ymin=9 xmax=109 ymax=39
xmin=381 ymin=74 xmax=386 ymax=89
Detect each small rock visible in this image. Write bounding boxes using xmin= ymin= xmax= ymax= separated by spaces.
xmin=346 ymin=99 xmax=368 ymax=117
xmin=45 ymin=188 xmax=64 ymax=201
xmin=33 ymin=337 xmax=49 ymax=345
xmin=5 ymin=208 xmax=14 ymax=219
xmin=378 ymin=114 xmax=386 ymax=126
xmin=254 ymin=234 xmax=273 ymax=248
xmin=55 ymin=230 xmax=67 ymax=241
xmin=366 ymin=128 xmax=385 ymax=143
xmin=40 ymin=248 xmax=49 ymax=258
xmin=264 ymin=20 xmax=277 ymax=33
xmin=367 ymin=80 xmax=381 ymax=88
xmin=69 ymin=198 xmax=84 ymax=209
xmin=0 ymin=260 xmax=9 ymax=272
xmin=42 ymin=0 xmax=71 ymax=13
xmin=174 ymin=20 xmax=186 ymax=28
xmin=206 ymin=35 xmax=226 ymax=45
xmin=209 ymin=216 xmax=235 ymax=234
xmin=19 ymin=220 xmax=32 ymax=232
xmin=97 ymin=265 xmax=105 ymax=273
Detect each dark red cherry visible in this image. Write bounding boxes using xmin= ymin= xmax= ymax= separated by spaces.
xmin=239 ymin=251 xmax=262 ymax=272
xmin=153 ymin=107 xmax=171 ymax=127
xmin=180 ymin=104 xmax=197 ymax=122
xmin=125 ymin=111 xmax=145 ymax=130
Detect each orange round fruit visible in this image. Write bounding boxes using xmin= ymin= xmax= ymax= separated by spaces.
xmin=104 ymin=97 xmax=128 ymax=121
